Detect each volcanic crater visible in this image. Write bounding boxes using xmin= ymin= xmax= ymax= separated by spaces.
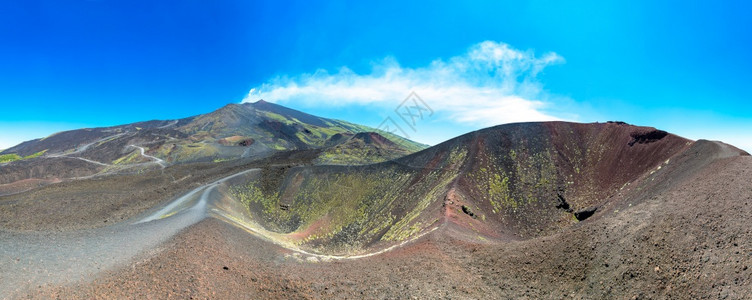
xmin=218 ymin=121 xmax=709 ymax=256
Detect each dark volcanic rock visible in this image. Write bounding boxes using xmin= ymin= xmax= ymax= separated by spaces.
xmin=461 ymin=205 xmax=476 ymax=218
xmin=628 ymin=129 xmax=668 ymax=146
xmin=573 ymin=207 xmax=597 ymax=221
xmin=555 ymin=194 xmax=572 ymax=212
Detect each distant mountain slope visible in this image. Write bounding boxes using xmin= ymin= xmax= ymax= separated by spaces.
xmin=314 ymin=132 xmax=413 ymax=165
xmin=0 ymin=100 xmax=427 ymax=188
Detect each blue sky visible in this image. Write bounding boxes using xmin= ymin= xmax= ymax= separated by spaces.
xmin=1 ymin=0 xmax=750 ymax=152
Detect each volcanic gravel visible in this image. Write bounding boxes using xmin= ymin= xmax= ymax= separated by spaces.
xmin=14 ymin=156 xmax=751 ymax=299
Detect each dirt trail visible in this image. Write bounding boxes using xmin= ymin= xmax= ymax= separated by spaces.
xmin=45 ymin=133 xmax=128 ymax=167
xmin=129 ymin=145 xmax=166 ymax=168
xmin=0 ymin=169 xmax=258 ymax=298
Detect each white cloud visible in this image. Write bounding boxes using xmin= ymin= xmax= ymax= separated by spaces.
xmin=242 ymin=41 xmax=568 ymax=127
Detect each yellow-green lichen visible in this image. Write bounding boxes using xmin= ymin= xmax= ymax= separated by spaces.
xmin=0 ymin=154 xmax=21 ymax=163
xmin=488 ymin=173 xmax=512 ymax=212
xmin=0 ymin=149 xmax=48 ymax=163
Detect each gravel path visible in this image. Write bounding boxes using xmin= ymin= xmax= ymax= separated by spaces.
xmin=129 ymin=145 xmax=166 ymax=168
xmin=0 ymin=169 xmax=259 ymax=298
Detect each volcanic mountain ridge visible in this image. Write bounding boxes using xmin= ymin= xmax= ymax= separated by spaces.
xmin=0 ymin=101 xmax=425 ymax=195
xmin=1 ymin=105 xmax=751 ymax=298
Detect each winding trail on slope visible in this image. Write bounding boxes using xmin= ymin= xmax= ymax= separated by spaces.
xmin=129 ymin=145 xmax=166 ymax=168
xmin=69 ymin=132 xmax=127 ymax=155
xmin=47 ymin=155 xmax=111 ymax=167
xmin=44 ymin=133 xmax=129 ymax=167
xmin=157 ymin=120 xmax=179 ymax=129
xmin=0 ymin=169 xmax=257 ymax=297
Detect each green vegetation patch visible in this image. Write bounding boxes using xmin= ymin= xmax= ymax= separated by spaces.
xmin=262 ymin=111 xmax=293 ymax=124
xmin=23 ymin=150 xmax=47 ymax=160
xmin=0 ymin=149 xmax=48 ymax=163
xmin=112 ymin=151 xmax=143 ymax=165
xmin=0 ymin=154 xmax=22 ymax=163
xmin=469 ymin=148 xmax=560 ymax=214
xmin=488 ymin=173 xmax=512 ymax=212
xmin=315 ymin=144 xmax=400 ymax=165
xmin=170 ymin=143 xmax=219 ymax=162
xmin=329 ymin=119 xmax=428 ymax=152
